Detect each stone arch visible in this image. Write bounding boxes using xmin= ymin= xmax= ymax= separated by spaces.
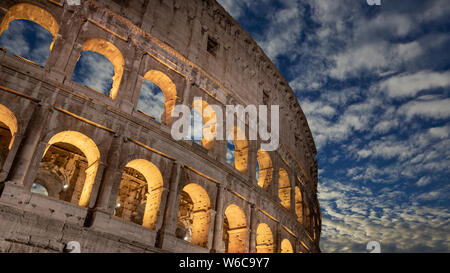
xmin=0 ymin=3 xmax=59 ymax=51
xmin=177 ymin=183 xmax=211 ymax=247
xmin=281 ymin=239 xmax=294 ymax=253
xmin=256 ymin=223 xmax=274 ymax=253
xmin=228 ymin=126 xmax=248 ymax=173
xmin=223 ymin=203 xmax=247 ymax=253
xmin=256 ymin=149 xmax=272 ymax=189
xmin=0 ymin=104 xmax=18 ymax=150
xmin=278 ymin=168 xmax=291 ymax=210
xmin=192 ymin=99 xmax=217 ymax=150
xmin=44 ymin=131 xmax=100 ymax=207
xmin=295 ymin=186 xmax=303 ymax=223
xmin=115 ymin=159 xmax=164 ymax=229
xmin=79 ymin=38 xmax=125 ymax=99
xmin=142 ymin=70 xmax=177 ymax=124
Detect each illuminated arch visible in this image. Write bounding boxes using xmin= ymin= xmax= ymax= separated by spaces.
xmin=295 ymin=186 xmax=303 ymax=223
xmin=224 ymin=204 xmax=247 ymax=253
xmin=256 ymin=150 xmax=273 ymax=189
xmin=142 ymin=70 xmax=177 ymax=124
xmin=192 ymin=99 xmax=217 ymax=150
xmin=278 ymin=168 xmax=291 ymax=210
xmin=228 ymin=126 xmax=248 ymax=173
xmin=121 ymin=159 xmax=164 ymax=229
xmin=45 ymin=131 xmax=100 ymax=207
xmin=0 ymin=104 xmax=18 ymax=150
xmin=80 ymin=38 xmax=124 ymax=99
xmin=179 ymin=183 xmax=211 ymax=247
xmin=256 ymin=223 xmax=274 ymax=253
xmin=0 ymin=3 xmax=59 ymax=51
xmin=281 ymin=239 xmax=294 ymax=253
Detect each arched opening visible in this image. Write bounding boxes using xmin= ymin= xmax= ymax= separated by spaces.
xmin=278 ymin=168 xmax=291 ymax=210
xmin=281 ymin=239 xmax=294 ymax=253
xmin=226 ymin=139 xmax=235 ymax=166
xmin=33 ymin=131 xmax=100 ymax=207
xmin=114 ymin=159 xmax=163 ymax=229
xmin=226 ymin=126 xmax=248 ymax=173
xmin=0 ymin=3 xmax=58 ymax=66
xmin=30 ymin=183 xmax=49 ymax=196
xmin=191 ymin=99 xmax=217 ymax=150
xmin=189 ymin=108 xmax=204 ymax=146
xmin=137 ymin=80 xmax=165 ymax=123
xmin=0 ymin=104 xmax=17 ymax=168
xmin=256 ymin=150 xmax=273 ymax=189
xmin=72 ymin=39 xmax=124 ymax=99
xmin=176 ymin=183 xmax=211 ymax=247
xmin=139 ymin=70 xmax=177 ymax=124
xmin=223 ymin=204 xmax=247 ymax=253
xmin=295 ymin=186 xmax=303 ymax=223
xmin=256 ymin=223 xmax=274 ymax=253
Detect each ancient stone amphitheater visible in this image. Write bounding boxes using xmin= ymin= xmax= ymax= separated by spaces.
xmin=0 ymin=0 xmax=320 ymax=253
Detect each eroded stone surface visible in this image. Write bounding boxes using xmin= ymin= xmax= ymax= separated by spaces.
xmin=0 ymin=0 xmax=320 ymax=253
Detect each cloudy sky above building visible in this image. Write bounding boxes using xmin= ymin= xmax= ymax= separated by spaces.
xmin=217 ymin=0 xmax=449 ymax=252
xmin=0 ymin=0 xmax=448 ymax=253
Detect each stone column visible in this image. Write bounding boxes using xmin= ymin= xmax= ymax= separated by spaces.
xmin=46 ymin=16 xmax=84 ymax=83
xmin=249 ymin=203 xmax=257 ymax=253
xmin=272 ymin=154 xmax=280 ymax=201
xmin=247 ymin=141 xmax=257 ymax=185
xmin=118 ymin=47 xmax=142 ymax=114
xmin=211 ymin=183 xmax=225 ymax=252
xmin=4 ymin=103 xmax=51 ymax=186
xmin=92 ymin=134 xmax=124 ymax=214
xmin=290 ymin=172 xmax=296 ymax=215
xmin=275 ymin=223 xmax=281 ymax=253
xmin=182 ymin=77 xmax=192 ymax=105
xmin=155 ymin=161 xmax=182 ymax=248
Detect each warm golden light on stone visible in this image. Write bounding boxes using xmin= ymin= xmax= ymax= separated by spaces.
xmin=295 ymin=186 xmax=303 ymax=223
xmin=281 ymin=239 xmax=294 ymax=253
xmin=192 ymin=99 xmax=217 ymax=150
xmin=230 ymin=126 xmax=248 ymax=173
xmin=256 ymin=149 xmax=273 ymax=189
xmin=278 ymin=168 xmax=291 ymax=210
xmin=224 ymin=204 xmax=247 ymax=253
xmin=181 ymin=183 xmax=211 ymax=247
xmin=124 ymin=159 xmax=163 ymax=229
xmin=81 ymin=38 xmax=124 ymax=99
xmin=256 ymin=223 xmax=274 ymax=253
xmin=0 ymin=3 xmax=59 ymax=51
xmin=143 ymin=70 xmax=177 ymax=124
xmin=46 ymin=131 xmax=100 ymax=207
xmin=0 ymin=104 xmax=17 ymax=150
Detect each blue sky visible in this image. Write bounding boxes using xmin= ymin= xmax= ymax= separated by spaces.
xmin=217 ymin=0 xmax=450 ymax=252
xmin=0 ymin=0 xmax=448 ymax=253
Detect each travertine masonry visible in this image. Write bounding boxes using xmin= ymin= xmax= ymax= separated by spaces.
xmin=0 ymin=0 xmax=320 ymax=253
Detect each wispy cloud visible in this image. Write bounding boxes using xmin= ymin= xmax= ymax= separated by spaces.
xmin=0 ymin=19 xmax=52 ymax=66
xmin=71 ymin=51 xmax=114 ymax=96
xmin=218 ymin=0 xmax=450 ymax=252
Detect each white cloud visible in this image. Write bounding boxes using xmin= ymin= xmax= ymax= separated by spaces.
xmin=319 ymin=179 xmax=450 ymax=252
xmin=416 ymin=177 xmax=431 ymax=187
xmin=329 ymin=41 xmax=422 ymax=79
xmin=380 ymin=70 xmax=450 ymax=98
xmin=136 ymin=81 xmax=165 ymax=122
xmin=399 ymin=98 xmax=450 ymax=120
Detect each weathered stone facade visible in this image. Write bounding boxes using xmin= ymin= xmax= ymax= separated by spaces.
xmin=0 ymin=0 xmax=321 ymax=253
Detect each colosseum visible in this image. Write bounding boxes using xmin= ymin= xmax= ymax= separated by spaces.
xmin=0 ymin=0 xmax=320 ymax=253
